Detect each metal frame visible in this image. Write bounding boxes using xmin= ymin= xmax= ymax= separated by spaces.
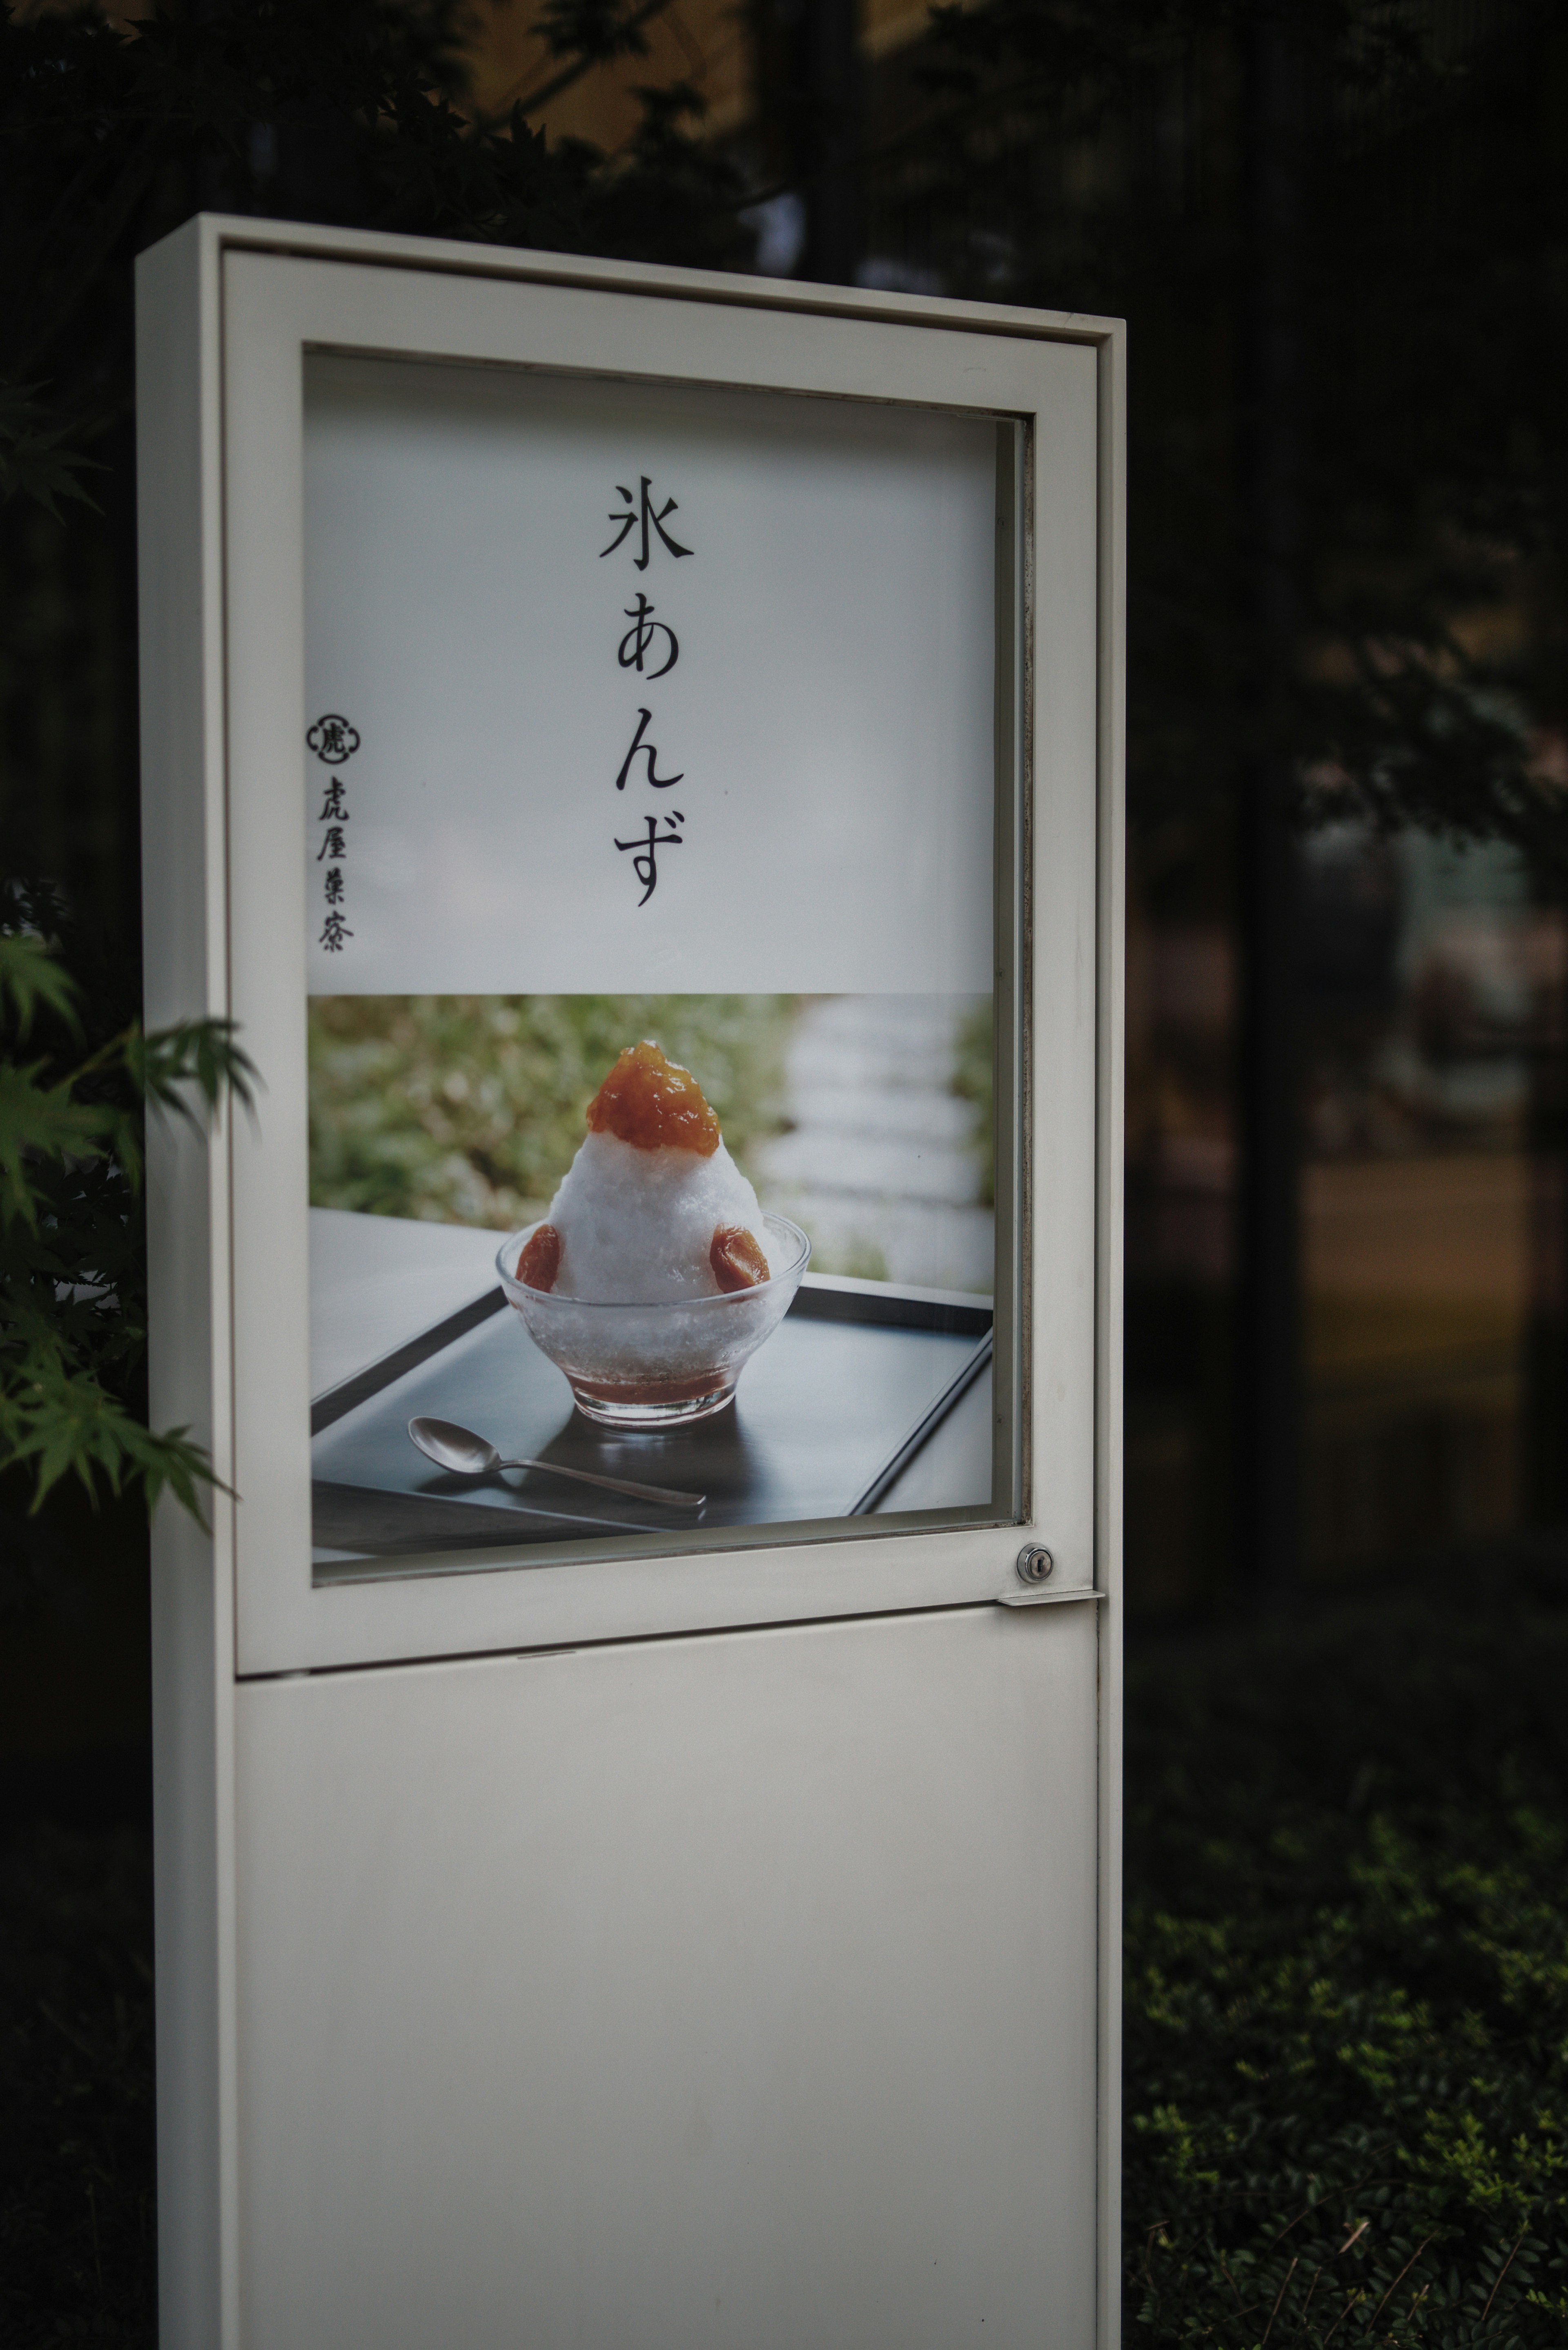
xmin=137 ymin=213 xmax=1124 ymax=2350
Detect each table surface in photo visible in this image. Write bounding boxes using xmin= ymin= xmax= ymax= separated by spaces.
xmin=309 ymin=1208 xmax=995 ymax=1569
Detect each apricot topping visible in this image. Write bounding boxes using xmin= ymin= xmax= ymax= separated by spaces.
xmin=710 ymin=1224 xmax=769 ymax=1293
xmin=518 ymin=1223 xmax=562 ymax=1292
xmin=586 ymin=1040 xmax=720 ymax=1156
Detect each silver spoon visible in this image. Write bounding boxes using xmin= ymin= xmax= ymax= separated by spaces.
xmin=408 ymin=1415 xmax=705 ymax=1509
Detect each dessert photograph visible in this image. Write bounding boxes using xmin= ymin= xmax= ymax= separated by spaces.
xmin=306 ymin=993 xmax=998 ymax=1568
xmin=498 ymin=1038 xmax=811 ymax=1427
xmin=516 ymin=1039 xmax=780 ymax=1310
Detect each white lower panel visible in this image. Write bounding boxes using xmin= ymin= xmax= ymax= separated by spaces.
xmin=234 ymin=1602 xmax=1099 ymax=2350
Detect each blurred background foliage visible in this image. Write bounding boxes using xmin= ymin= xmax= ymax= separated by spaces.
xmin=307 ymin=992 xmax=799 ymax=1226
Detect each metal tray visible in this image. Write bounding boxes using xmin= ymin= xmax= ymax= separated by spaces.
xmin=312 ymin=1276 xmax=993 ymax=1569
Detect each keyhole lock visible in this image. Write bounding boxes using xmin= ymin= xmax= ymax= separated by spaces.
xmin=1016 ymin=1545 xmax=1055 ymax=1585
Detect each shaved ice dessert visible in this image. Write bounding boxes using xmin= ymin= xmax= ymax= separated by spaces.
xmin=497 ymin=1042 xmax=809 ymax=1428
xmin=519 ymin=1041 xmax=775 ymax=1303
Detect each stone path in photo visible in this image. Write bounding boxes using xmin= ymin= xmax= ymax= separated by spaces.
xmin=753 ymin=994 xmax=994 ymax=1295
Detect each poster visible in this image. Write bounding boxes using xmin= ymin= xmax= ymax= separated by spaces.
xmin=301 ymin=356 xmax=1007 ymax=1570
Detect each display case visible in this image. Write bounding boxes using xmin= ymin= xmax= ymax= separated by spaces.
xmin=138 ymin=213 xmax=1123 ymax=2350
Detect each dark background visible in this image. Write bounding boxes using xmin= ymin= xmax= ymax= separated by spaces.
xmin=4 ymin=0 xmax=1567 ymax=2339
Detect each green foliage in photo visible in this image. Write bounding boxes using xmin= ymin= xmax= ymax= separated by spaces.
xmin=308 ymin=993 xmax=799 ymax=1230
xmin=952 ymin=995 xmax=995 ymax=1209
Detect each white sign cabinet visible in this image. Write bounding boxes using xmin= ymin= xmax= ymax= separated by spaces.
xmin=137 ymin=212 xmax=1125 ymax=2350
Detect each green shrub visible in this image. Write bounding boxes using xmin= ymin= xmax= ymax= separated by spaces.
xmin=1125 ymin=1561 xmax=1568 ymax=2344
xmin=0 ymin=888 xmax=252 ymax=1522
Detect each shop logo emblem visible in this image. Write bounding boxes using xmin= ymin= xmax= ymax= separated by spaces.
xmin=307 ymin=714 xmax=361 ymax=765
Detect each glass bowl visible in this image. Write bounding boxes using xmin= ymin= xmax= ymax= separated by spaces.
xmin=496 ymin=1214 xmax=811 ymax=1429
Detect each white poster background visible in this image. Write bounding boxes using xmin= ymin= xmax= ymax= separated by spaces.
xmin=303 ymin=358 xmax=997 ymax=996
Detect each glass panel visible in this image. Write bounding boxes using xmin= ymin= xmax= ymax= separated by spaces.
xmin=300 ymin=354 xmax=1018 ymax=1579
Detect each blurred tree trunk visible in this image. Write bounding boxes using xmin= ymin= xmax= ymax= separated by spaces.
xmin=1236 ymin=0 xmax=1305 ymax=1594
xmin=1526 ymin=891 xmax=1567 ymax=1525
xmin=799 ymin=0 xmax=862 ymax=284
